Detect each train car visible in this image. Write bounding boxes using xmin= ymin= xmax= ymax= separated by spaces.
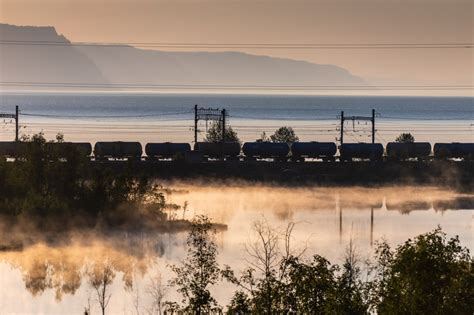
xmin=145 ymin=142 xmax=191 ymax=160
xmin=45 ymin=142 xmax=93 ymax=158
xmin=291 ymin=142 xmax=337 ymax=162
xmin=194 ymin=142 xmax=241 ymax=160
xmin=386 ymin=142 xmax=431 ymax=161
xmin=94 ymin=141 xmax=142 ymax=160
xmin=339 ymin=143 xmax=384 ymax=162
xmin=434 ymin=143 xmax=474 ymax=160
xmin=0 ymin=141 xmax=28 ymax=158
xmin=242 ymin=142 xmax=290 ymax=161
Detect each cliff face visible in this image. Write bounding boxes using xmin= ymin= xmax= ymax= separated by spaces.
xmin=1 ymin=23 xmax=366 ymax=90
xmin=0 ymin=24 xmax=107 ymax=85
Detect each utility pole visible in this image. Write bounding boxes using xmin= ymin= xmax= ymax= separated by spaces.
xmin=371 ymin=109 xmax=375 ymax=144
xmin=338 ymin=109 xmax=378 ymax=160
xmin=193 ymin=105 xmax=224 ymax=148
xmin=15 ymin=105 xmax=19 ymax=142
xmin=221 ymin=109 xmax=226 ymax=142
xmin=221 ymin=108 xmax=226 ymax=161
xmin=340 ymin=110 xmax=344 ymax=145
xmin=0 ymin=105 xmax=19 ymax=141
xmin=194 ymin=104 xmax=198 ymax=144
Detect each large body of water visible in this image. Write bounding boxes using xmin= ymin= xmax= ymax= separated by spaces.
xmin=0 ymin=184 xmax=472 ymax=314
xmin=0 ymin=94 xmax=472 ymax=144
xmin=0 ymin=94 xmax=472 ymax=313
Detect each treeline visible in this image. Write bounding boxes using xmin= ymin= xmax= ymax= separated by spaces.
xmin=164 ymin=216 xmax=473 ymax=315
xmin=0 ymin=133 xmax=169 ymax=228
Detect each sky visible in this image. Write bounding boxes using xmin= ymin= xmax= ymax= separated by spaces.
xmin=0 ymin=0 xmax=473 ymax=95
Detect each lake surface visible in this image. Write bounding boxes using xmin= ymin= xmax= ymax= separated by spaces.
xmin=0 ymin=184 xmax=472 ymax=314
xmin=0 ymin=94 xmax=472 ymax=144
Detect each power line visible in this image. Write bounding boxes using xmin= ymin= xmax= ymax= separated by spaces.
xmin=381 ymin=116 xmax=473 ymax=121
xmin=20 ymin=110 xmax=193 ymax=118
xmin=0 ymin=40 xmax=472 ymax=49
xmin=2 ymin=81 xmax=472 ymax=91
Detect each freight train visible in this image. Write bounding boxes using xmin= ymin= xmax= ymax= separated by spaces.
xmin=0 ymin=141 xmax=472 ymax=162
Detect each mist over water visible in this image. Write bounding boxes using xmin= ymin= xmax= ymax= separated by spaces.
xmin=0 ymin=183 xmax=472 ymax=314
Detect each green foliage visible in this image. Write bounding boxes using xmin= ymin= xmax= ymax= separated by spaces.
xmin=0 ymin=133 xmax=166 ymax=226
xmin=332 ymin=241 xmax=368 ymax=314
xmin=270 ymin=126 xmax=299 ymax=143
xmin=226 ymin=291 xmax=251 ymax=314
xmin=282 ymin=255 xmax=338 ymax=314
xmin=373 ymin=227 xmax=474 ymax=314
xmin=219 ymin=224 xmax=473 ymax=314
xmin=395 ymin=132 xmax=415 ymax=143
xmin=168 ymin=215 xmax=222 ymax=314
xmin=205 ymin=121 xmax=240 ymax=143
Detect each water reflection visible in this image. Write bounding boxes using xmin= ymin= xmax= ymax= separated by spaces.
xmin=0 ymin=185 xmax=472 ymax=313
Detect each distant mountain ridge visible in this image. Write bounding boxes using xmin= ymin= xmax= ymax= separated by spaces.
xmin=0 ymin=23 xmax=367 ymax=90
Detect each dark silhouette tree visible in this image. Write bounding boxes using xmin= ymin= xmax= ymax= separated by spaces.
xmin=270 ymin=127 xmax=299 ymax=143
xmin=372 ymin=227 xmax=474 ymax=314
xmin=168 ymin=215 xmax=222 ymax=314
xmin=395 ymin=133 xmax=415 ymax=143
xmin=204 ymin=121 xmax=239 ymax=143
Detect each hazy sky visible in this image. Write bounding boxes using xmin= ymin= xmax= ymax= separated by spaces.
xmin=1 ymin=0 xmax=473 ymax=93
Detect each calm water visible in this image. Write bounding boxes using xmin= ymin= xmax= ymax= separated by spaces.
xmin=0 ymin=185 xmax=472 ymax=314
xmin=0 ymin=94 xmax=472 ymax=144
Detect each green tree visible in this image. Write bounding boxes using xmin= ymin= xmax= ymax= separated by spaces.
xmin=226 ymin=291 xmax=251 ymax=314
xmin=373 ymin=227 xmax=474 ymax=314
xmin=395 ymin=132 xmax=415 ymax=143
xmin=270 ymin=127 xmax=299 ymax=143
xmin=281 ymin=255 xmax=338 ymax=314
xmin=204 ymin=121 xmax=239 ymax=143
xmin=332 ymin=240 xmax=369 ymax=314
xmin=168 ymin=215 xmax=222 ymax=314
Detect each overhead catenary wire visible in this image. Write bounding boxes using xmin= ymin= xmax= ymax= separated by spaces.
xmin=1 ymin=82 xmax=473 ymax=91
xmin=0 ymin=40 xmax=472 ymax=49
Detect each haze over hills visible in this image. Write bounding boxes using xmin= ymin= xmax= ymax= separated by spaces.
xmin=0 ymin=23 xmax=367 ymax=91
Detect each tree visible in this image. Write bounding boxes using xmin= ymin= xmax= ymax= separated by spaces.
xmin=222 ymin=220 xmax=307 ymax=314
xmin=146 ymin=272 xmax=167 ymax=315
xmin=395 ymin=133 xmax=415 ymax=143
xmin=373 ymin=227 xmax=474 ymax=314
xmin=281 ymin=255 xmax=338 ymax=314
xmin=332 ymin=240 xmax=369 ymax=314
xmin=226 ymin=291 xmax=251 ymax=314
xmin=257 ymin=132 xmax=270 ymax=142
xmin=270 ymin=127 xmax=299 ymax=143
xmin=88 ymin=261 xmax=116 ymax=315
xmin=204 ymin=121 xmax=239 ymax=143
xmin=168 ymin=215 xmax=222 ymax=314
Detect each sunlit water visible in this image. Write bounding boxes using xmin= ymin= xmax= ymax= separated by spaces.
xmin=0 ymin=94 xmax=472 ymax=145
xmin=0 ymin=184 xmax=472 ymax=314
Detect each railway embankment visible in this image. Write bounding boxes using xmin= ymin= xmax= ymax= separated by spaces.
xmin=88 ymin=160 xmax=474 ymax=191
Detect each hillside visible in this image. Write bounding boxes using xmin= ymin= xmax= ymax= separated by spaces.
xmin=0 ymin=23 xmax=367 ymax=90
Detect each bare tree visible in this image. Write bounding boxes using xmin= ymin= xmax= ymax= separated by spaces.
xmin=88 ymin=261 xmax=116 ymax=315
xmin=146 ymin=272 xmax=168 ymax=315
xmin=222 ymin=219 xmax=307 ymax=313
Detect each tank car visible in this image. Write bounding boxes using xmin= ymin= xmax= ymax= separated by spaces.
xmin=434 ymin=143 xmax=474 ymax=160
xmin=94 ymin=141 xmax=142 ymax=160
xmin=339 ymin=143 xmax=384 ymax=162
xmin=291 ymin=142 xmax=337 ymax=162
xmin=45 ymin=142 xmax=92 ymax=158
xmin=194 ymin=142 xmax=241 ymax=160
xmin=242 ymin=142 xmax=290 ymax=161
xmin=145 ymin=142 xmax=191 ymax=160
xmin=386 ymin=142 xmax=431 ymax=161
xmin=0 ymin=141 xmax=27 ymax=158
